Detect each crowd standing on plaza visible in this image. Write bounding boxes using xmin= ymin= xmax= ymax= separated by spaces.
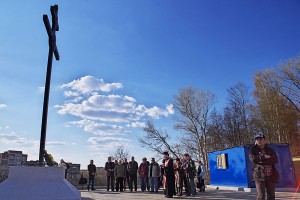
xmin=52 ymin=131 xmax=279 ymax=200
xmin=86 ymin=152 xmax=206 ymax=198
xmin=46 ymin=130 xmax=280 ymax=200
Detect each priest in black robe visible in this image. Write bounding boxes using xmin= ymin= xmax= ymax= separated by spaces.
xmin=162 ymin=151 xmax=175 ymax=198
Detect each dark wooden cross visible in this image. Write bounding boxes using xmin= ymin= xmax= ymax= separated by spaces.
xmin=39 ymin=5 xmax=60 ymax=165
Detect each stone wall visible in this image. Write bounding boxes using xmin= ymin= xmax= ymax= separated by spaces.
xmin=68 ymin=167 xmax=108 ymax=186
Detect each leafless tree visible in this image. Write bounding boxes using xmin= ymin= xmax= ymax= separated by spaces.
xmin=223 ymin=82 xmax=252 ymax=146
xmin=111 ymin=145 xmax=130 ymax=161
xmin=250 ymin=72 xmax=299 ymax=150
xmin=173 ymin=87 xmax=216 ymax=169
xmin=206 ymin=109 xmax=227 ymax=151
xmin=259 ymin=55 xmax=300 ymax=113
xmin=139 ymin=121 xmax=179 ymax=158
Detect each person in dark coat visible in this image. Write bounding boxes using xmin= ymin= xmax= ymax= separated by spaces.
xmin=162 ymin=151 xmax=175 ymax=198
xmin=145 ymin=158 xmax=150 ymax=191
xmin=181 ymin=158 xmax=189 ymax=195
xmin=104 ymin=156 xmax=115 ymax=191
xmin=249 ymin=133 xmax=278 ymax=200
xmin=183 ymin=153 xmax=196 ymax=197
xmin=123 ymin=158 xmax=130 ymax=191
xmin=197 ymin=160 xmax=206 ymax=192
xmin=87 ymin=160 xmax=96 ymax=191
xmin=128 ymin=156 xmax=138 ymax=192
xmin=197 ymin=161 xmax=201 ymax=191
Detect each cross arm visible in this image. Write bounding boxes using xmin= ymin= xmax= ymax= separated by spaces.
xmin=43 ymin=15 xmax=60 ymax=60
xmin=50 ymin=5 xmax=59 ymax=31
xmin=43 ymin=15 xmax=52 ymax=38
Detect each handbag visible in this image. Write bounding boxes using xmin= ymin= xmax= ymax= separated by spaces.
xmin=78 ymin=173 xmax=87 ymax=185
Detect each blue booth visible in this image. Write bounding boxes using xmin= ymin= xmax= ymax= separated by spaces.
xmin=208 ymin=144 xmax=296 ymax=188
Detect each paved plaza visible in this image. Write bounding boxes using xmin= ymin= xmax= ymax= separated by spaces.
xmin=80 ymin=188 xmax=300 ymax=200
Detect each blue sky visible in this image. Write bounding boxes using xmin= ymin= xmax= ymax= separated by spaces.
xmin=0 ymin=0 xmax=300 ymax=168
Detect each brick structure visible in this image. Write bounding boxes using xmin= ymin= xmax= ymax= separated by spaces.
xmin=0 ymin=150 xmax=28 ymax=168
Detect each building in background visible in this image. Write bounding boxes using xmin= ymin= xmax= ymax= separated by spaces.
xmin=68 ymin=163 xmax=80 ymax=174
xmin=0 ymin=150 xmax=28 ymax=169
xmin=209 ymin=144 xmax=296 ymax=189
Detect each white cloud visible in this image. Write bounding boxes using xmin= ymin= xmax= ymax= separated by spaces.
xmin=38 ymin=86 xmax=45 ymax=94
xmin=61 ymin=75 xmax=123 ymax=94
xmin=67 ymin=119 xmax=129 ymax=136
xmin=144 ymin=104 xmax=174 ymax=119
xmin=57 ymin=76 xmax=174 ymax=155
xmin=47 ymin=141 xmax=76 ymax=146
xmin=0 ymin=132 xmax=76 ymax=152
xmin=166 ymin=104 xmax=175 ymax=115
xmin=126 ymin=121 xmax=146 ymax=128
xmin=0 ymin=104 xmax=7 ymax=109
xmin=64 ymin=91 xmax=80 ymax=97
xmin=87 ymin=136 xmax=131 ymax=152
xmin=87 ymin=136 xmax=130 ymax=144
xmin=0 ymin=132 xmax=38 ymax=146
xmin=56 ymin=94 xmax=173 ymax=123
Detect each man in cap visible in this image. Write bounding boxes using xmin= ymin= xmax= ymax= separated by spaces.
xmin=249 ymin=132 xmax=278 ymax=200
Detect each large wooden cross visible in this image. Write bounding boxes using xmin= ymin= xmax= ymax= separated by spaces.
xmin=39 ymin=5 xmax=60 ymax=165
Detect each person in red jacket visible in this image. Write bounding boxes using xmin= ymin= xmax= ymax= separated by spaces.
xmin=138 ymin=157 xmax=149 ymax=192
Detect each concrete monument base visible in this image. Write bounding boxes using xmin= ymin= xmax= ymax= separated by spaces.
xmin=0 ymin=166 xmax=81 ymax=200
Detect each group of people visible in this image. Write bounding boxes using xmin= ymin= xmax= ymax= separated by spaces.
xmin=86 ymin=153 xmax=206 ymax=198
xmin=85 ymin=133 xmax=278 ymax=200
xmin=161 ymin=152 xmax=206 ymax=198
xmin=103 ymin=156 xmax=161 ymax=193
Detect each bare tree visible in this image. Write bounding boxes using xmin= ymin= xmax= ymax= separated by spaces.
xmin=173 ymin=87 xmax=216 ymax=170
xmin=111 ymin=145 xmax=130 ymax=161
xmin=259 ymin=55 xmax=300 ymax=113
xmin=250 ymin=72 xmax=299 ymax=149
xmin=223 ymin=82 xmax=252 ymax=146
xmin=139 ymin=121 xmax=179 ymax=158
xmin=206 ymin=109 xmax=227 ymax=151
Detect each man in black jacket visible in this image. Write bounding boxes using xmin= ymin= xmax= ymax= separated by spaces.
xmin=123 ymin=158 xmax=130 ymax=191
xmin=87 ymin=160 xmax=96 ymax=191
xmin=183 ymin=153 xmax=196 ymax=197
xmin=249 ymin=133 xmax=278 ymax=200
xmin=127 ymin=156 xmax=138 ymax=192
xmin=104 ymin=157 xmax=115 ymax=191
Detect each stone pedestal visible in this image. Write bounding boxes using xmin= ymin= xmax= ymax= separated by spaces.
xmin=0 ymin=166 xmax=81 ymax=200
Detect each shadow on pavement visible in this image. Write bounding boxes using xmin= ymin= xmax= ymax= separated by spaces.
xmin=80 ymin=189 xmax=300 ymax=200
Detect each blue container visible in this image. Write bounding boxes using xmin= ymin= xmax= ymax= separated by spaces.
xmin=208 ymin=144 xmax=296 ymax=188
